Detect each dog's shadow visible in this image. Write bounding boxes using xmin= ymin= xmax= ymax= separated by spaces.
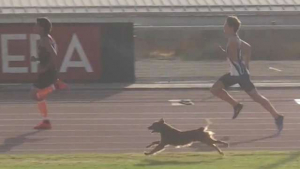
xmin=136 ymin=157 xmax=222 ymax=166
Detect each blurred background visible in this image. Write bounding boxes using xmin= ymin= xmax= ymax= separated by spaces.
xmin=0 ymin=0 xmax=299 ymax=84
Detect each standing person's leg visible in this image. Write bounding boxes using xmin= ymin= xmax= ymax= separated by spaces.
xmin=240 ymin=75 xmax=284 ymax=132
xmin=210 ymin=73 xmax=243 ymax=119
xmin=246 ymin=89 xmax=284 ymax=132
xmin=31 ymin=87 xmax=53 ymax=130
xmin=211 ymin=81 xmax=238 ymax=107
xmin=54 ymin=79 xmax=69 ymax=90
xmin=31 ymin=72 xmax=56 ymax=130
xmin=247 ymin=89 xmax=279 ymax=118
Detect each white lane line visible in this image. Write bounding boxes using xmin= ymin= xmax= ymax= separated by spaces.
xmin=1 ymin=122 xmax=300 ymax=127
xmin=295 ymin=99 xmax=300 ymax=104
xmin=169 ymin=99 xmax=194 ymax=106
xmin=0 ymin=112 xmax=298 ymax=115
xmin=269 ymin=67 xmax=282 ymax=72
xmin=1 ymin=117 xmax=300 ymax=121
xmin=0 ymin=128 xmax=299 ymax=133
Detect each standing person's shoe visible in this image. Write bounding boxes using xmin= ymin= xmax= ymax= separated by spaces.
xmin=232 ymin=103 xmax=243 ymax=119
xmin=275 ymin=115 xmax=284 ymax=133
xmin=34 ymin=120 xmax=52 ymax=130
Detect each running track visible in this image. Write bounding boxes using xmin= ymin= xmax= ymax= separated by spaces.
xmin=0 ymin=89 xmax=299 ymax=154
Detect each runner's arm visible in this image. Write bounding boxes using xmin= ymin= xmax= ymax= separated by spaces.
xmin=39 ymin=38 xmax=57 ymax=73
xmin=241 ymin=41 xmax=251 ymax=70
xmin=226 ymin=39 xmax=238 ymax=60
xmin=215 ymin=43 xmax=226 ymax=57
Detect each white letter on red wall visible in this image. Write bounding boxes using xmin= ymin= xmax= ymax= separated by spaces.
xmin=30 ymin=34 xmax=40 ymax=73
xmin=1 ymin=34 xmax=28 ymax=73
xmin=60 ymin=34 xmax=93 ymax=73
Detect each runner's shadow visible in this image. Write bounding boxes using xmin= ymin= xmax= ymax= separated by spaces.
xmin=0 ymin=130 xmax=45 ymax=153
xmin=229 ymin=133 xmax=279 ymax=147
xmin=257 ymin=151 xmax=300 ymax=169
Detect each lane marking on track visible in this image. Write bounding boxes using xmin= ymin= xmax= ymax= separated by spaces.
xmin=169 ymin=99 xmax=194 ymax=106
xmin=269 ymin=67 xmax=282 ymax=72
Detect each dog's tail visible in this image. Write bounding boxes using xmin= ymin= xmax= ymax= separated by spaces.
xmin=198 ymin=127 xmax=215 ymax=136
xmin=198 ymin=119 xmax=215 ymax=136
xmin=205 ymin=118 xmax=212 ymax=128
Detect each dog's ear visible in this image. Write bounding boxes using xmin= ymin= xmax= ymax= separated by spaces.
xmin=159 ymin=118 xmax=165 ymax=123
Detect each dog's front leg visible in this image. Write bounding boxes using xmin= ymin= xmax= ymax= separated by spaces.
xmin=144 ymin=144 xmax=165 ymax=156
xmin=146 ymin=141 xmax=160 ymax=148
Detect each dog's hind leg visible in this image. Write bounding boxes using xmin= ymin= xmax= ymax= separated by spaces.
xmin=213 ymin=140 xmax=229 ymax=148
xmin=146 ymin=141 xmax=160 ymax=148
xmin=144 ymin=144 xmax=165 ymax=156
xmin=209 ymin=144 xmax=224 ymax=156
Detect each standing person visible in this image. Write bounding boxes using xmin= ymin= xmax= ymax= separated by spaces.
xmin=31 ymin=17 xmax=68 ymax=130
xmin=210 ymin=16 xmax=284 ymax=132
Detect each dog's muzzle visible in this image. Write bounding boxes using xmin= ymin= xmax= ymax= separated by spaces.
xmin=148 ymin=127 xmax=155 ymax=133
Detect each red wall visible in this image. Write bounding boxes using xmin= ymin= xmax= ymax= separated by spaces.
xmin=0 ymin=24 xmax=101 ymax=82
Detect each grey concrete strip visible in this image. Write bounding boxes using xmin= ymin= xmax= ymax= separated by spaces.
xmin=0 ymin=82 xmax=300 ymax=91
xmin=121 ymin=83 xmax=300 ymax=90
